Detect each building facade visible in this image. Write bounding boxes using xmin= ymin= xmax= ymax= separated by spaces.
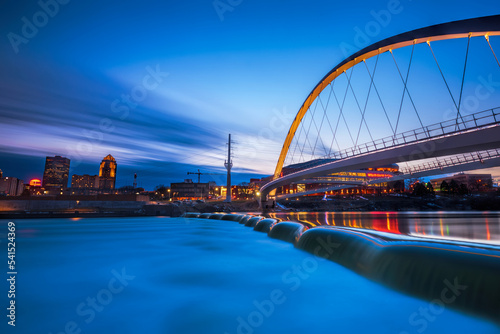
xmin=71 ymin=174 xmax=100 ymax=189
xmin=99 ymin=155 xmax=117 ymax=190
xmin=276 ymin=159 xmax=401 ymax=197
xmin=171 ymin=180 xmax=209 ymax=200
xmin=42 ymin=156 xmax=70 ymax=194
xmin=0 ymin=177 xmax=24 ymax=196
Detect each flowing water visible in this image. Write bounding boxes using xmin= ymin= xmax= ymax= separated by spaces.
xmin=1 ymin=216 xmax=499 ymax=334
xmin=270 ymin=211 xmax=500 ymax=245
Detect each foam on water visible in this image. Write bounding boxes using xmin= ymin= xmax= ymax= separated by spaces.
xmin=1 ymin=217 xmax=499 ymax=334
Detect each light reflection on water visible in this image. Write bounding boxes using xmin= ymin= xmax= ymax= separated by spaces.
xmin=269 ymin=211 xmax=500 ymax=245
xmin=1 ymin=217 xmax=499 ymax=334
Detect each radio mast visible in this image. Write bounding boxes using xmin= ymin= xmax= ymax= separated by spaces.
xmin=224 ymin=134 xmax=233 ymax=202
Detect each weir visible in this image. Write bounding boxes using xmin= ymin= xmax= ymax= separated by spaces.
xmin=186 ymin=212 xmax=500 ymax=324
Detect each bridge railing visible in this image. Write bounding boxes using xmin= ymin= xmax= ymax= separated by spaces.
xmin=400 ymin=148 xmax=500 ymax=175
xmin=323 ymin=107 xmax=500 ymax=161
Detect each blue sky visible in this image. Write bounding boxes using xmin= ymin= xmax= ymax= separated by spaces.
xmin=0 ymin=0 xmax=499 ymax=189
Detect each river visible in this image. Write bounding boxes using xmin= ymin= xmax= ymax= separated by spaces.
xmin=1 ymin=215 xmax=499 ymax=334
xmin=270 ymin=211 xmax=500 ymax=245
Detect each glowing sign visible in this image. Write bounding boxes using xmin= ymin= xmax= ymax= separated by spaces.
xmin=367 ymin=173 xmax=391 ymax=178
xmin=29 ymin=179 xmax=42 ymax=187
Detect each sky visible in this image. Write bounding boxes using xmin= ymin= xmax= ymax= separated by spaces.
xmin=0 ymin=0 xmax=499 ymax=189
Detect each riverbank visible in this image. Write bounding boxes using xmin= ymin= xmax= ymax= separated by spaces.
xmin=0 ymin=199 xmax=261 ymax=219
xmin=276 ymin=193 xmax=500 ymax=212
xmin=1 ymin=193 xmax=499 ymax=219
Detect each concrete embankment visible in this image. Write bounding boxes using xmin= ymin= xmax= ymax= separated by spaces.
xmin=0 ymin=195 xmax=179 ymax=219
xmin=0 ymin=197 xmax=260 ymax=219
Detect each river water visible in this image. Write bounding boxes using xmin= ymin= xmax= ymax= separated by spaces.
xmin=270 ymin=211 xmax=500 ymax=246
xmin=1 ymin=216 xmax=499 ymax=334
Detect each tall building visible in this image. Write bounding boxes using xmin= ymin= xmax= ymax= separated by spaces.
xmin=0 ymin=176 xmax=24 ymax=196
xmin=42 ymin=156 xmax=70 ymax=194
xmin=99 ymin=154 xmax=117 ymax=190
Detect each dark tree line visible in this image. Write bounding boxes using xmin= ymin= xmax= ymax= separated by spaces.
xmin=440 ymin=180 xmax=469 ymax=195
xmin=411 ymin=181 xmax=435 ymax=196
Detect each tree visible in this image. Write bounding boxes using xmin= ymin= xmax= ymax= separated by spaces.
xmin=459 ymin=184 xmax=469 ymax=196
xmin=426 ymin=182 xmax=435 ymax=195
xmin=440 ymin=180 xmax=450 ymax=194
xmin=412 ymin=182 xmax=428 ymax=196
xmin=449 ymin=179 xmax=459 ymax=195
xmin=118 ymin=185 xmax=135 ymax=194
xmin=154 ymin=185 xmax=169 ymax=200
xmin=406 ymin=178 xmax=432 ymax=194
xmin=392 ymin=180 xmax=404 ymax=193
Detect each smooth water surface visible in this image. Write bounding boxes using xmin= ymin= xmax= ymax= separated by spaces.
xmin=0 ymin=217 xmax=499 ymax=334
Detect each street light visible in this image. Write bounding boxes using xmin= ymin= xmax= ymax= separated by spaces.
xmin=168 ymin=188 xmax=171 ymax=201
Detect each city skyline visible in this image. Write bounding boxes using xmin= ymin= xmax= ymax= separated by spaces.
xmin=1 ymin=1 xmax=499 ymax=189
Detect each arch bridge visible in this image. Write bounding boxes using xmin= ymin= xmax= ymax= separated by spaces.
xmin=261 ymin=15 xmax=500 ymax=205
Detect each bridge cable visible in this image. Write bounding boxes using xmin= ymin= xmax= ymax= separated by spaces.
xmin=456 ymin=34 xmax=471 ymax=130
xmin=298 ymin=107 xmax=312 ymax=162
xmin=390 ymin=43 xmax=424 ymax=137
xmin=355 ymin=55 xmax=380 ymax=147
xmin=362 ymin=53 xmax=395 ymax=135
xmin=328 ymin=80 xmax=346 ymax=157
xmin=315 ymin=83 xmax=336 ymax=158
xmin=293 ymin=121 xmax=308 ymax=165
xmin=291 ymin=113 xmax=307 ymax=164
xmin=310 ymin=95 xmax=330 ymax=159
xmin=330 ymin=69 xmax=356 ymax=157
xmin=340 ymin=69 xmax=356 ymax=147
xmin=306 ymin=99 xmax=323 ymax=158
xmin=391 ymin=47 xmax=405 ymax=136
xmin=344 ymin=68 xmax=374 ymax=146
xmin=427 ymin=41 xmax=460 ymax=115
xmin=485 ymin=35 xmax=500 ymax=68
xmin=322 ymin=81 xmax=340 ymax=158
xmin=299 ymin=99 xmax=320 ymax=162
xmin=311 ymin=95 xmax=326 ymax=159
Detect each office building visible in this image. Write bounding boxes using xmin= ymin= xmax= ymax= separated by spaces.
xmin=42 ymin=156 xmax=70 ymax=194
xmin=0 ymin=176 xmax=24 ymax=196
xmin=99 ymin=154 xmax=117 ymax=190
xmin=171 ymin=179 xmax=209 ymax=200
xmin=71 ymin=174 xmax=100 ymax=189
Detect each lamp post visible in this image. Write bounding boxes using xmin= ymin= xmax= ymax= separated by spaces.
xmin=168 ymin=188 xmax=171 ymax=201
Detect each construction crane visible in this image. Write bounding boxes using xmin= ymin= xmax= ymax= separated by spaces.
xmin=187 ymin=169 xmax=224 ymax=183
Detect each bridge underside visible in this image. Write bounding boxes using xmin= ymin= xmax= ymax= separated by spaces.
xmin=262 ymin=125 xmax=500 ymax=202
